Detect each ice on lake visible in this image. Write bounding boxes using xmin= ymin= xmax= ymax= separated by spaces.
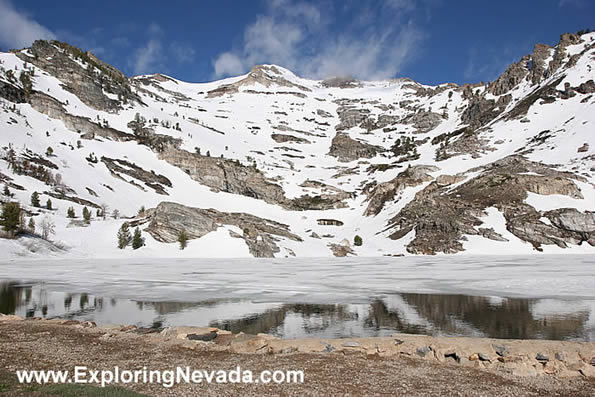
xmin=1 ymin=255 xmax=594 ymax=340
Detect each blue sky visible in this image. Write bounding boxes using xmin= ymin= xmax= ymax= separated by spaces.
xmin=0 ymin=0 xmax=592 ymax=85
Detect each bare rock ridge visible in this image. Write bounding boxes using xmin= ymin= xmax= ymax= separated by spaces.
xmin=207 ymin=65 xmax=311 ymax=98
xmin=16 ymin=40 xmax=141 ymax=112
xmin=145 ymin=202 xmax=302 ymax=257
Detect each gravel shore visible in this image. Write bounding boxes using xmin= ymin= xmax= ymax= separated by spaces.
xmin=0 ymin=317 xmax=594 ymax=396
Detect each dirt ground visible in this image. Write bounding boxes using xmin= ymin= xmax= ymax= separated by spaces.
xmin=0 ymin=320 xmax=594 ymax=396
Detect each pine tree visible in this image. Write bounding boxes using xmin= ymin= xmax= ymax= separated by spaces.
xmin=46 ymin=146 xmax=54 ymax=157
xmin=67 ymin=206 xmax=75 ymax=218
xmin=28 ymin=217 xmax=35 ymax=233
xmin=3 ymin=185 xmax=10 ymax=197
xmin=138 ymin=206 xmax=146 ymax=217
xmin=132 ymin=227 xmax=144 ymax=249
xmin=1 ymin=202 xmax=21 ymax=236
xmin=31 ymin=191 xmax=40 ymax=207
xmin=117 ymin=222 xmax=131 ymax=249
xmin=46 ymin=199 xmax=52 ymax=210
xmin=82 ymin=206 xmax=91 ymax=224
xmin=354 ymin=235 xmax=363 ymax=247
xmin=178 ymin=229 xmax=188 ymax=250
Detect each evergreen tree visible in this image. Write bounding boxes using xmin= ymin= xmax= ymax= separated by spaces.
xmin=138 ymin=206 xmax=146 ymax=216
xmin=46 ymin=199 xmax=52 ymax=210
xmin=3 ymin=185 xmax=10 ymax=197
xmin=28 ymin=217 xmax=35 ymax=233
xmin=67 ymin=206 xmax=75 ymax=218
xmin=31 ymin=191 xmax=40 ymax=207
xmin=82 ymin=206 xmax=91 ymax=224
xmin=132 ymin=227 xmax=144 ymax=249
xmin=1 ymin=202 xmax=21 ymax=235
xmin=46 ymin=146 xmax=54 ymax=157
xmin=354 ymin=235 xmax=363 ymax=247
xmin=178 ymin=229 xmax=188 ymax=250
xmin=117 ymin=222 xmax=131 ymax=249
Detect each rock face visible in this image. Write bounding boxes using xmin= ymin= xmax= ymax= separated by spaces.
xmin=545 ymin=208 xmax=595 ymax=236
xmin=328 ymin=134 xmax=381 ymax=162
xmin=17 ymin=40 xmax=140 ymax=112
xmin=271 ymin=134 xmax=310 ymax=144
xmin=400 ymin=110 xmax=444 ymax=134
xmin=159 ymin=147 xmax=287 ymax=205
xmin=488 ymin=42 xmax=555 ymax=96
xmin=29 ymin=92 xmax=132 ymax=141
xmin=334 ymin=99 xmax=399 ymax=132
xmin=365 ymin=165 xmax=438 ymax=216
xmin=101 ymin=157 xmax=172 ymax=195
xmin=207 ymin=65 xmax=311 ymax=97
xmin=321 ymin=76 xmax=360 ymax=88
xmin=0 ymin=81 xmax=27 ymax=103
xmin=387 ymin=156 xmax=592 ymax=254
xmin=146 ymin=202 xmax=302 ymax=257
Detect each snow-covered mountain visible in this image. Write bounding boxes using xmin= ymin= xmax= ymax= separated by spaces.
xmin=0 ymin=32 xmax=593 ymax=258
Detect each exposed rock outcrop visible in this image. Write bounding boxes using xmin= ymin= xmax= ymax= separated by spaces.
xmin=207 ymin=65 xmax=311 ymax=97
xmin=0 ymin=81 xmax=27 ymax=103
xmin=400 ymin=110 xmax=443 ymax=133
xmin=159 ymin=147 xmax=287 ymax=205
xmin=145 ymin=202 xmax=301 ymax=257
xmin=17 ymin=40 xmax=140 ymax=112
xmin=271 ymin=134 xmax=310 ymax=144
xmin=321 ymin=76 xmax=360 ymax=88
xmin=328 ymin=134 xmax=381 ymax=162
xmin=101 ymin=157 xmax=172 ymax=195
xmin=29 ymin=92 xmax=133 ymax=141
xmin=365 ymin=165 xmax=439 ymax=216
xmin=288 ymin=180 xmax=352 ymax=210
xmin=387 ymin=156 xmax=591 ymax=254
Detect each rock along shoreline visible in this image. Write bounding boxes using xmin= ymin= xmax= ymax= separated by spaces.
xmin=2 ymin=313 xmax=594 ymax=379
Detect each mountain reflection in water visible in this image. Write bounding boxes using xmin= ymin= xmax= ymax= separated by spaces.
xmin=1 ymin=282 xmax=592 ymax=341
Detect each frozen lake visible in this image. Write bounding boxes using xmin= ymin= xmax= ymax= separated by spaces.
xmin=1 ymin=255 xmax=594 ymax=340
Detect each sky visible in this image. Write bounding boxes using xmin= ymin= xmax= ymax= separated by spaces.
xmin=0 ymin=0 xmax=592 ymax=85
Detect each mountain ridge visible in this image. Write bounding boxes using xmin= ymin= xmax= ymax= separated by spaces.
xmin=0 ymin=32 xmax=593 ymax=258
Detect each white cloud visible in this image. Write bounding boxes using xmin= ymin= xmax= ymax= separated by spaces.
xmin=213 ymin=52 xmax=245 ymax=77
xmin=128 ymin=22 xmax=197 ymax=76
xmin=304 ymin=22 xmax=422 ymax=80
xmin=212 ymin=0 xmax=423 ymax=80
xmin=170 ymin=43 xmax=196 ymax=64
xmin=0 ymin=0 xmax=55 ymax=49
xmin=131 ymin=38 xmax=163 ymax=75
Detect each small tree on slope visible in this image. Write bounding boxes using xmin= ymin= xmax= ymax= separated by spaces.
xmin=82 ymin=207 xmax=91 ymax=224
xmin=31 ymin=192 xmax=40 ymax=207
xmin=1 ymin=202 xmax=21 ymax=236
xmin=132 ymin=227 xmax=144 ymax=250
xmin=117 ymin=222 xmax=131 ymax=249
xmin=178 ymin=229 xmax=188 ymax=250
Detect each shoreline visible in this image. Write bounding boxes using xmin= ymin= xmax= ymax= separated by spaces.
xmin=2 ymin=314 xmax=594 ymax=377
xmin=1 ymin=314 xmax=594 ymax=395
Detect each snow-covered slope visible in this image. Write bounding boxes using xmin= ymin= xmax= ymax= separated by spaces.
xmin=0 ymin=33 xmax=593 ymax=258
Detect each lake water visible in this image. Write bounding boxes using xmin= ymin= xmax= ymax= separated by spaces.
xmin=0 ymin=255 xmax=594 ymax=341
